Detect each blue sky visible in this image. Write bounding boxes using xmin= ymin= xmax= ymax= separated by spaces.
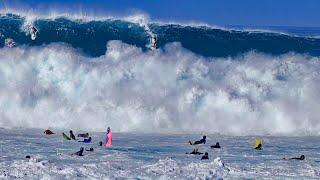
xmin=1 ymin=0 xmax=320 ymax=27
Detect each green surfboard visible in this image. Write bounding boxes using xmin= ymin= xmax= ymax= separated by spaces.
xmin=62 ymin=132 xmax=71 ymax=140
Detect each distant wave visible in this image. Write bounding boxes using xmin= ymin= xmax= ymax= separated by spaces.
xmin=0 ymin=13 xmax=319 ymax=57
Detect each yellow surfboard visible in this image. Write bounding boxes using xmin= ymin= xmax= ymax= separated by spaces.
xmin=255 ymin=138 xmax=262 ymax=148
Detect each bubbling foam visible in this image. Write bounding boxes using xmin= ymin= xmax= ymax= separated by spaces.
xmin=0 ymin=41 xmax=319 ymax=135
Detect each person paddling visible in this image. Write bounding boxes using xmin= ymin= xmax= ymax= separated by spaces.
xmin=211 ymin=142 xmax=221 ymax=149
xmin=186 ymin=148 xmax=203 ymax=155
xmin=283 ymin=155 xmax=305 ymax=160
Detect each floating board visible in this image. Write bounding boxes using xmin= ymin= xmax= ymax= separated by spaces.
xmin=62 ymin=133 xmax=71 ymax=140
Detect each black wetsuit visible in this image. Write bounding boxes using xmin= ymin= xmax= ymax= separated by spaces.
xmin=201 ymin=153 xmax=209 ymax=160
xmin=74 ymin=148 xmax=84 ymax=156
xmin=78 ymin=133 xmax=89 ymax=138
xmin=255 ymin=144 xmax=262 ymax=150
xmin=290 ymin=155 xmax=305 ymax=160
xmin=211 ymin=143 xmax=221 ymax=148
xmin=70 ymin=131 xmax=76 ymax=140
xmin=187 ymin=149 xmax=203 ymax=155
xmin=190 ymin=138 xmax=206 ymax=145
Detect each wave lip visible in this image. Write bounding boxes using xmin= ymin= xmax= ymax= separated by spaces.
xmin=1 ymin=12 xmax=320 ymax=57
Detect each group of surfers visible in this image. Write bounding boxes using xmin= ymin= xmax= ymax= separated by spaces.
xmin=187 ymin=135 xmax=305 ymax=161
xmin=43 ymin=127 xmax=113 ymax=156
xmin=42 ymin=130 xmax=305 ymax=160
xmin=187 ymin=136 xmax=219 ymax=160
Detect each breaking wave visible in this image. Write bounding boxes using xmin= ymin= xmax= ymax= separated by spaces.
xmin=0 ymin=13 xmax=319 ymax=57
xmin=0 ymin=40 xmax=320 ymax=135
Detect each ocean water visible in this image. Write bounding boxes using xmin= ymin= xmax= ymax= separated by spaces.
xmin=0 ymin=129 xmax=319 ymax=179
xmin=0 ymin=12 xmax=320 ymax=179
xmin=0 ymin=13 xmax=320 ymax=57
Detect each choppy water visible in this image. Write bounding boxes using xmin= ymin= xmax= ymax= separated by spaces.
xmin=0 ymin=129 xmax=319 ymax=179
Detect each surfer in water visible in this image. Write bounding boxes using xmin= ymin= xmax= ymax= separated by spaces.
xmin=186 ymin=148 xmax=203 ymax=155
xmin=69 ymin=130 xmax=76 ymax=140
xmin=255 ymin=138 xmax=262 ymax=150
xmin=150 ymin=36 xmax=157 ymax=50
xmin=71 ymin=147 xmax=84 ymax=156
xmin=104 ymin=127 xmax=112 ymax=147
xmin=283 ymin=155 xmax=305 ymax=160
xmin=30 ymin=26 xmax=38 ymax=40
xmin=201 ymin=152 xmax=209 ymax=160
xmin=189 ymin=136 xmax=206 ymax=145
xmin=255 ymin=143 xmax=262 ymax=150
xmin=211 ymin=142 xmax=221 ymax=149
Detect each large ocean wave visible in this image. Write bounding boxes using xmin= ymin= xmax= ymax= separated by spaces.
xmin=0 ymin=12 xmax=320 ymax=135
xmin=0 ymin=13 xmax=319 ymax=57
xmin=0 ymin=40 xmax=320 ymax=135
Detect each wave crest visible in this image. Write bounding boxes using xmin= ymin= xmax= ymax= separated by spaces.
xmin=1 ymin=13 xmax=319 ymax=57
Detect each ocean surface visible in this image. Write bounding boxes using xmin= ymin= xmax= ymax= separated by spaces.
xmin=1 ymin=129 xmax=320 ymax=179
xmin=0 ymin=12 xmax=320 ymax=179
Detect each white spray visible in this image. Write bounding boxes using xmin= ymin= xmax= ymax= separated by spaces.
xmin=0 ymin=41 xmax=319 ymax=135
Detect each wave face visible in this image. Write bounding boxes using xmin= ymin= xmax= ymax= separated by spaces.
xmin=0 ymin=13 xmax=319 ymax=57
xmin=0 ymin=13 xmax=320 ymax=135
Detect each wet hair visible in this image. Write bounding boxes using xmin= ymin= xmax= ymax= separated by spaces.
xmin=25 ymin=155 xmax=31 ymax=159
xmin=99 ymin=141 xmax=103 ymax=146
xmin=301 ymin=155 xmax=305 ymax=160
xmin=203 ymin=136 xmax=206 ymax=139
xmin=216 ymin=142 xmax=220 ymax=145
xmin=70 ymin=130 xmax=73 ymax=133
xmin=205 ymin=152 xmax=208 ymax=156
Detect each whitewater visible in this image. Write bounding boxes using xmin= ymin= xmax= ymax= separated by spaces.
xmin=0 ymin=12 xmax=320 ymax=179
